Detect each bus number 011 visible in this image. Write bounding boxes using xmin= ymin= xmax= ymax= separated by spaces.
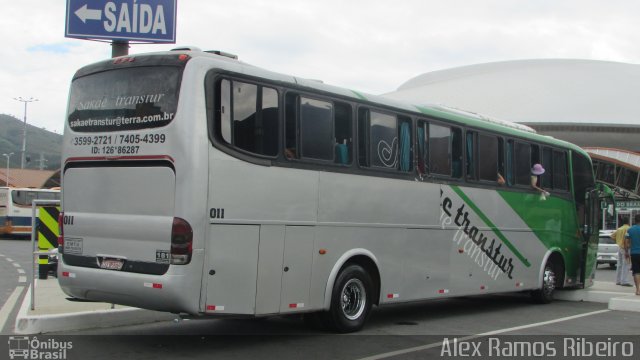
xmin=210 ymin=208 xmax=225 ymax=219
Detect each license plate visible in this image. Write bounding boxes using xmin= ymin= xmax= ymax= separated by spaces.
xmin=99 ymin=258 xmax=124 ymax=271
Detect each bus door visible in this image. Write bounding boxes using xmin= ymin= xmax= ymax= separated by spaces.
xmin=579 ymin=188 xmax=600 ymax=287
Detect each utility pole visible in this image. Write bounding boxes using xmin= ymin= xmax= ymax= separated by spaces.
xmin=2 ymin=152 xmax=13 ymax=186
xmin=14 ymin=97 xmax=38 ymax=169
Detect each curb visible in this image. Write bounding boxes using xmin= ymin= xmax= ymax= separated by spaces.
xmin=14 ymin=286 xmax=176 ymax=334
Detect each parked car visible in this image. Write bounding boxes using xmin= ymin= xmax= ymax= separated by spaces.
xmin=597 ymin=232 xmax=618 ymax=268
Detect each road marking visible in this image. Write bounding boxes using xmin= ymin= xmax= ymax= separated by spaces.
xmin=6 ymin=258 xmax=14 ymax=262
xmin=17 ymin=268 xmax=25 ymax=274
xmin=0 ymin=253 xmax=5 ymax=257
xmin=356 ymin=309 xmax=611 ymax=360
xmin=12 ymin=262 xmax=21 ymax=268
xmin=0 ymin=286 xmax=24 ymax=333
xmin=18 ymin=276 xmax=27 ymax=283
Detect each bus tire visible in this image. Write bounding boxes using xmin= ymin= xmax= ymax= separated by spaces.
xmin=323 ymin=264 xmax=373 ymax=333
xmin=531 ymin=260 xmax=558 ymax=304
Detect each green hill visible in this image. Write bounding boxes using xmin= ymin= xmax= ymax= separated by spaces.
xmin=0 ymin=114 xmax=63 ymax=171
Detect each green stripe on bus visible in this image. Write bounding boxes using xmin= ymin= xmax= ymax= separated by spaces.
xmin=451 ymin=185 xmax=531 ymax=267
xmin=351 ymin=90 xmax=368 ymax=101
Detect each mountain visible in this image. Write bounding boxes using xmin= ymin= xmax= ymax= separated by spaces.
xmin=0 ymin=114 xmax=63 ymax=171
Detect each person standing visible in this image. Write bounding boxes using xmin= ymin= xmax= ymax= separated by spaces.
xmin=611 ymin=222 xmax=632 ymax=286
xmin=625 ymin=214 xmax=640 ymax=295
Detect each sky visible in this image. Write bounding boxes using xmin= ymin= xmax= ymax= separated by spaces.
xmin=1 ymin=0 xmax=639 ymax=134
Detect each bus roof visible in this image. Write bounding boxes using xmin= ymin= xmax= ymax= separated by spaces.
xmin=82 ymin=49 xmax=590 ymax=159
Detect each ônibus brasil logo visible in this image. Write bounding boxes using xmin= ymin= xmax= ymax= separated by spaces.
xmin=8 ymin=336 xmax=72 ymax=360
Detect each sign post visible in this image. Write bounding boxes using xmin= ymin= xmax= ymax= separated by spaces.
xmin=65 ymin=0 xmax=177 ymax=57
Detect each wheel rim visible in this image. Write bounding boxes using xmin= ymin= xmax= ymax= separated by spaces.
xmin=340 ymin=278 xmax=366 ymax=321
xmin=542 ymin=266 xmax=556 ymax=297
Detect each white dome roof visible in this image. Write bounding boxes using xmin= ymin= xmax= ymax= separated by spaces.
xmin=386 ymin=59 xmax=640 ymax=127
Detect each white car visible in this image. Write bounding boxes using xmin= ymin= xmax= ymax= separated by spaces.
xmin=597 ymin=233 xmax=619 ymax=268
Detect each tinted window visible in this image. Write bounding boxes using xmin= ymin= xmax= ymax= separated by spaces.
xmin=370 ymin=111 xmax=398 ymax=168
xmin=429 ymin=123 xmax=451 ymax=176
xmin=300 ymin=97 xmax=333 ymax=160
xmin=553 ymin=151 xmax=569 ymax=191
xmin=515 ymin=142 xmax=531 ymax=185
xmin=573 ymin=152 xmax=595 ymax=206
xmin=68 ymin=66 xmax=181 ymax=132
xmin=478 ymin=133 xmax=498 ymax=182
xmin=217 ymin=80 xmax=279 ymax=156
xmin=541 ymin=147 xmax=553 ymax=188
xmin=466 ymin=131 xmax=475 ymax=180
xmin=334 ymin=103 xmax=352 ymax=165
xmin=232 ymin=82 xmax=259 ymax=153
xmin=416 ymin=121 xmax=428 ymax=175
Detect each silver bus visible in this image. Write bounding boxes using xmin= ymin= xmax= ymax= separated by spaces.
xmin=59 ymin=48 xmax=600 ymax=332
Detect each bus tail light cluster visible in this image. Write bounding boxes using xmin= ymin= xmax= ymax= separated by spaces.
xmin=171 ymin=217 xmax=192 ymax=265
xmin=58 ymin=212 xmax=64 ymax=250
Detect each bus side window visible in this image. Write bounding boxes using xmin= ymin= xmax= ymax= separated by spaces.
xmin=217 ymin=79 xmax=279 ymax=157
xmin=416 ymin=121 xmax=428 ymax=176
xmin=506 ymin=139 xmax=514 ymax=186
xmin=553 ymin=150 xmax=569 ymax=191
xmin=478 ymin=133 xmax=500 ymax=183
xmin=284 ymin=92 xmax=298 ymax=159
xmin=429 ymin=123 xmax=452 ymax=176
xmin=369 ymin=111 xmax=398 ymax=169
xmin=357 ymin=108 xmax=370 ymax=167
xmin=398 ymin=117 xmax=412 ymax=172
xmin=299 ymin=97 xmax=334 ymax=161
xmin=451 ymin=127 xmax=463 ymax=178
xmin=514 ymin=142 xmax=531 ymax=186
xmin=541 ymin=147 xmax=553 ymax=188
xmin=334 ymin=102 xmax=352 ymax=165
xmin=466 ymin=131 xmax=476 ymax=180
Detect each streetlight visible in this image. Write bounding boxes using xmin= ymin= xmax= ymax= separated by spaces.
xmin=2 ymin=152 xmax=13 ymax=186
xmin=14 ymin=96 xmax=38 ymax=169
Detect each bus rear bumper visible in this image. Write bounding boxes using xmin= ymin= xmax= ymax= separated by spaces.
xmin=57 ymin=251 xmax=203 ymax=315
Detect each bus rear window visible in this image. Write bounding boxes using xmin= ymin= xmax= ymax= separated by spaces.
xmin=67 ymin=66 xmax=181 ymax=132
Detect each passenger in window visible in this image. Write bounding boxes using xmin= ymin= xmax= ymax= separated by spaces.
xmin=531 ymin=164 xmax=550 ymax=199
xmin=284 ymin=148 xmax=296 ymax=160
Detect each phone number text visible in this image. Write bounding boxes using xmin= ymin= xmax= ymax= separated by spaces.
xmin=72 ymin=134 xmax=166 ymax=146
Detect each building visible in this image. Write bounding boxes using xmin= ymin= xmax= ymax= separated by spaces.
xmin=384 ymin=59 xmax=640 ymax=227
xmin=0 ymin=168 xmax=60 ymax=188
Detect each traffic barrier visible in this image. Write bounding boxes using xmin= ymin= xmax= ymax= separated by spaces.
xmin=37 ymin=206 xmax=60 ymax=280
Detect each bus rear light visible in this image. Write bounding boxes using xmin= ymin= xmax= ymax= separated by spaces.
xmin=171 ymin=217 xmax=193 ymax=265
xmin=178 ymin=54 xmax=190 ymax=61
xmin=58 ymin=212 xmax=64 ymax=249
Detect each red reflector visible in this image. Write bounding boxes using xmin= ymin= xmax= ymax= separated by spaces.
xmin=113 ymin=57 xmax=135 ymax=64
xmin=153 ymin=283 xmax=163 ymax=289
xmin=289 ymin=304 xmax=297 ymax=308
xmin=387 ymin=294 xmax=393 ymax=298
xmin=62 ymin=272 xmax=69 ymax=277
xmin=480 ymin=285 xmax=486 ymax=290
xmin=178 ymin=54 xmax=189 ymax=61
xmin=207 ymin=305 xmax=215 ymax=311
xmin=58 ymin=212 xmax=64 ymax=248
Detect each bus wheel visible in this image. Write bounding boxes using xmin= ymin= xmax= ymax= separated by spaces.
xmin=532 ymin=261 xmax=557 ymax=304
xmin=324 ymin=264 xmax=373 ymax=333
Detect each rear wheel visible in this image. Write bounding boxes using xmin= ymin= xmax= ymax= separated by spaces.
xmin=323 ymin=264 xmax=373 ymax=333
xmin=532 ymin=260 xmax=558 ymax=304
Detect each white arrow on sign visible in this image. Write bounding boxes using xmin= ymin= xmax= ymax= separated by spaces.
xmin=75 ymin=4 xmax=102 ymax=24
